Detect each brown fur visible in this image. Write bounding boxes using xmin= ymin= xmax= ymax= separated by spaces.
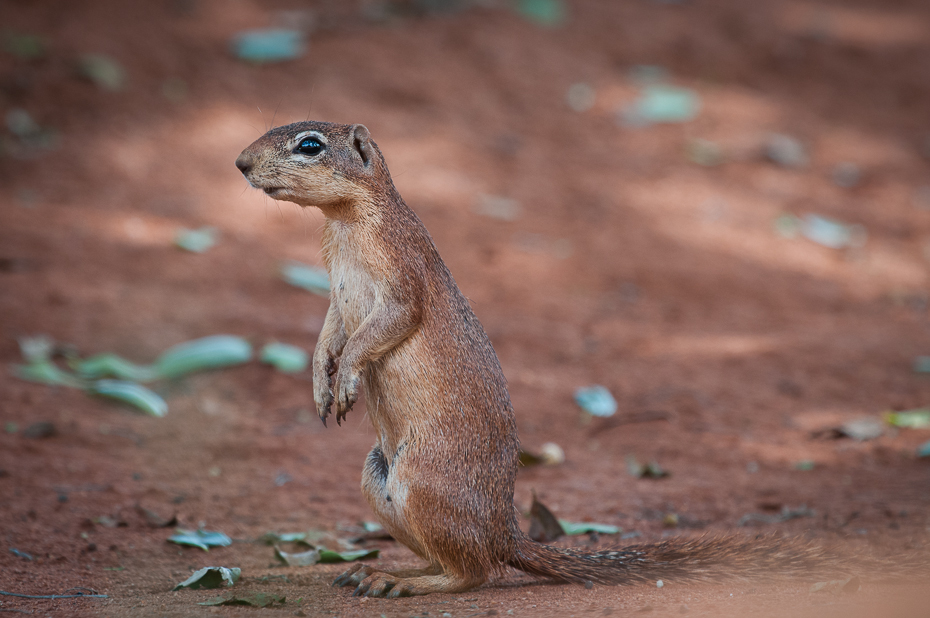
xmin=236 ymin=121 xmax=920 ymax=598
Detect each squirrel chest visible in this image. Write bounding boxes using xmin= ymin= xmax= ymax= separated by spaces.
xmin=323 ymin=221 xmax=378 ymax=336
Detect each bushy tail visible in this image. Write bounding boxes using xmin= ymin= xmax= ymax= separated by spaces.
xmin=509 ymin=533 xmax=864 ymax=585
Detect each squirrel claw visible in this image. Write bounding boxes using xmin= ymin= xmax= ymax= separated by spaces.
xmin=333 ymin=564 xmax=370 ymax=588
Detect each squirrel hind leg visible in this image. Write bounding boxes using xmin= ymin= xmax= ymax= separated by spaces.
xmin=351 ymin=570 xmax=486 ymax=598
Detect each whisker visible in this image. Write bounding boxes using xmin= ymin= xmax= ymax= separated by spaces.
xmin=271 ymin=98 xmax=282 ymax=130
xmin=306 ymin=83 xmax=316 ymax=121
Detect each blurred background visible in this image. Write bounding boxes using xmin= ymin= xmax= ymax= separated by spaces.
xmin=1 ymin=0 xmax=930 ymax=615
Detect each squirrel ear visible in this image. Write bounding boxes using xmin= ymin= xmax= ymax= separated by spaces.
xmin=351 ymin=124 xmax=372 ymax=168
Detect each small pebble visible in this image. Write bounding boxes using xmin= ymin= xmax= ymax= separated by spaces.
xmin=585 ymin=580 xmax=594 ymax=589
xmin=656 ymin=579 xmax=664 ymax=588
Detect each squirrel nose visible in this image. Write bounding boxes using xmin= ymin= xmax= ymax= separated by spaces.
xmin=235 ymin=154 xmax=253 ymax=175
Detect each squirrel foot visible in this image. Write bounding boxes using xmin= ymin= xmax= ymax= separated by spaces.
xmin=348 ymin=572 xmax=487 ymax=598
xmin=333 ymin=564 xmax=484 ymax=597
xmin=332 ymin=564 xmax=373 ymax=588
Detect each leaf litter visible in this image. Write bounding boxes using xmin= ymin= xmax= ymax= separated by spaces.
xmin=626 ymin=455 xmax=669 ymax=479
xmin=172 ymin=566 xmax=240 ymax=590
xmin=528 ymin=492 xmax=566 ymax=542
xmin=168 ymin=529 xmax=232 ymax=551
xmin=8 ymin=334 xmax=322 ymax=415
xmin=885 ymin=408 xmax=930 ymax=429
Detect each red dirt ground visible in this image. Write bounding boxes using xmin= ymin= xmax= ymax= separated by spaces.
xmin=2 ymin=1 xmax=930 ymax=616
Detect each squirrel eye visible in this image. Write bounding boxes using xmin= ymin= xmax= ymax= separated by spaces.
xmin=295 ymin=138 xmax=324 ymax=156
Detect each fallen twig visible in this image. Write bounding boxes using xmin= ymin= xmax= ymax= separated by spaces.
xmin=0 ymin=587 xmax=107 ymax=600
xmin=587 ymin=410 xmax=672 ymax=435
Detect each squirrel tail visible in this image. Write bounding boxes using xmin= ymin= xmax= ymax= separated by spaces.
xmin=508 ymin=533 xmax=856 ymax=585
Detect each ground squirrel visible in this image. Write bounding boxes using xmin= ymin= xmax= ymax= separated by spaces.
xmin=236 ymin=121 xmax=868 ymax=597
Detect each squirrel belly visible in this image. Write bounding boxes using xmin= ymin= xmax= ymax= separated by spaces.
xmin=236 ymin=121 xmax=921 ymax=598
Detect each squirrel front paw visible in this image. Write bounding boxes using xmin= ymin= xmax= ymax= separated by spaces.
xmin=312 ymin=355 xmax=337 ymax=426
xmin=334 ymin=367 xmax=361 ymax=425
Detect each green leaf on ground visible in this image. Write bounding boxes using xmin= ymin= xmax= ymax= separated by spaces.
xmin=12 ymin=360 xmax=85 ymax=388
xmin=3 ymin=32 xmax=45 ymax=59
xmin=78 ymin=54 xmax=126 ymax=91
xmin=153 ymin=335 xmax=252 ymax=380
xmin=71 ymin=353 xmax=157 ymax=381
xmin=88 ymin=379 xmax=168 ymax=417
xmin=174 ymin=227 xmax=218 ymax=253
xmin=517 ymin=0 xmax=567 ymax=26
xmin=260 ymin=531 xmax=310 ymax=546
xmin=232 ymin=28 xmax=305 ymax=63
xmin=199 ymin=592 xmax=285 ymax=607
xmin=885 ymin=408 xmax=930 ymax=429
xmin=172 ymin=566 xmax=240 ymax=590
xmin=260 ymin=342 xmax=309 ymax=373
xmin=317 ymin=549 xmax=379 ymax=563
xmin=917 ymin=440 xmax=930 ymax=458
xmin=574 ymin=385 xmax=617 ymax=417
xmin=280 ymin=261 xmax=330 ymax=295
xmin=169 ymin=529 xmax=232 ymax=551
xmin=558 ymin=521 xmax=621 ymax=535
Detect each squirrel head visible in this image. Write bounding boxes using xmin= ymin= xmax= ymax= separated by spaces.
xmin=236 ymin=121 xmax=385 ymax=217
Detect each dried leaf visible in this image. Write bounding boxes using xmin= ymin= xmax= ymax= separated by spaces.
xmin=136 ymin=505 xmax=177 ymax=528
xmin=274 ymin=546 xmax=320 ymax=566
xmin=626 ymin=455 xmax=669 ymax=479
xmin=838 ymin=417 xmax=883 ymax=441
xmin=528 ymin=492 xmax=565 ymax=542
xmin=199 ymin=592 xmax=285 ymax=607
xmin=172 ymin=566 xmax=240 ymax=590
